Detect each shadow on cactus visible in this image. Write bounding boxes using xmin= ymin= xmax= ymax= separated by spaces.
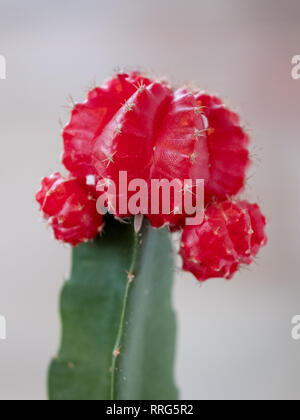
xmin=36 ymin=71 xmax=267 ymax=400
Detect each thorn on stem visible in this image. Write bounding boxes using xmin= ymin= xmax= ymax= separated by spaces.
xmin=127 ymin=271 xmax=135 ymax=283
xmin=113 ymin=347 xmax=121 ymax=358
xmin=134 ymin=214 xmax=144 ymax=233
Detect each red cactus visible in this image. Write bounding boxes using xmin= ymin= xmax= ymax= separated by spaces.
xmin=36 ymin=173 xmax=103 ymax=246
xmin=36 ymin=71 xmax=267 ymax=278
xmin=61 ymin=72 xmax=250 ymax=229
xmin=180 ymin=200 xmax=267 ymax=281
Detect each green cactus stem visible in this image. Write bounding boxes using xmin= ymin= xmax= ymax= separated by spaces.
xmin=48 ymin=217 xmax=178 ymax=400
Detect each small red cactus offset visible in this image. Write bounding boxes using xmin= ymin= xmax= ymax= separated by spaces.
xmin=180 ymin=200 xmax=267 ymax=281
xmin=36 ymin=71 xmax=267 ymax=282
xmin=36 ymin=173 xmax=103 ymax=246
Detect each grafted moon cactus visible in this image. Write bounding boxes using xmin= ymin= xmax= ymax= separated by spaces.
xmin=36 ymin=173 xmax=103 ymax=246
xmin=36 ymin=71 xmax=267 ymax=400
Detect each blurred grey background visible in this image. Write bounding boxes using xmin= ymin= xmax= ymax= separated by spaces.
xmin=0 ymin=0 xmax=300 ymax=400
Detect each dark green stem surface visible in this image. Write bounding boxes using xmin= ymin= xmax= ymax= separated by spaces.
xmin=48 ymin=218 xmax=178 ymax=400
